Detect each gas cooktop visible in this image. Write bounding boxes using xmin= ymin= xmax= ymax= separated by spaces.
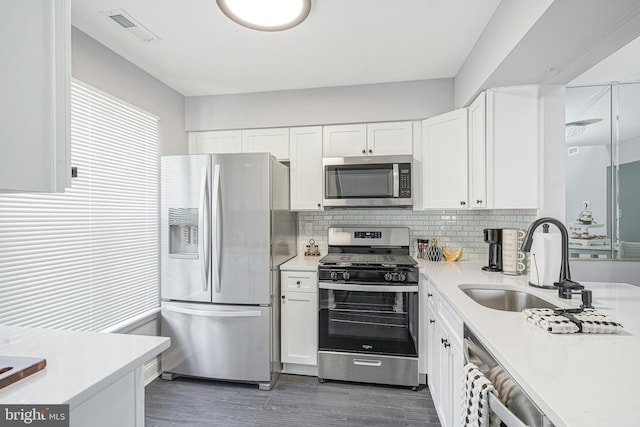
xmin=319 ymin=253 xmax=417 ymax=267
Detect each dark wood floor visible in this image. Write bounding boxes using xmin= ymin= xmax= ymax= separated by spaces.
xmin=145 ymin=374 xmax=442 ymax=427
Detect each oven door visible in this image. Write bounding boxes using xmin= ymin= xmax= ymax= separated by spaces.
xmin=323 ymin=156 xmax=413 ymax=208
xmin=318 ymin=282 xmax=419 ymax=357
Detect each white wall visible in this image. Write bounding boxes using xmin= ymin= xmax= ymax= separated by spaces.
xmin=185 ymin=79 xmax=453 ymax=131
xmin=71 ymin=28 xmax=186 ymax=155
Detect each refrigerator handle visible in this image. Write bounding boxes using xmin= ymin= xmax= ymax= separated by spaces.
xmin=212 ymin=163 xmax=221 ymax=293
xmin=164 ymin=305 xmax=262 ymax=318
xmin=199 ymin=165 xmax=211 ymax=292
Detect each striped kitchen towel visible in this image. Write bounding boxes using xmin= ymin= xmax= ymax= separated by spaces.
xmin=523 ymin=308 xmax=623 ymax=334
xmin=462 ymin=363 xmax=500 ymax=427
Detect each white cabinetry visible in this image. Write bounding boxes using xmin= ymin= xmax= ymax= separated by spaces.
xmin=241 ymin=128 xmax=289 ymax=161
xmin=289 ymin=127 xmax=323 ymax=211
xmin=280 ymin=269 xmax=318 ymax=376
xmin=0 ymin=0 xmax=70 ymax=193
xmin=426 ymin=281 xmax=463 ymax=427
xmin=468 ymin=92 xmax=487 ymax=208
xmin=366 ymin=121 xmax=413 ymax=156
xmin=188 ymin=130 xmax=242 ymax=154
xmin=485 ymin=86 xmax=539 ymax=209
xmin=322 ymin=124 xmax=367 ymax=157
xmin=189 ymin=128 xmax=289 ymax=161
xmin=422 ymin=109 xmax=469 ymax=209
xmin=323 ymin=122 xmax=412 ymax=157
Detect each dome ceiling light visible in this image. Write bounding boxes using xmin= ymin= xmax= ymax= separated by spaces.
xmin=216 ymin=0 xmax=311 ymax=31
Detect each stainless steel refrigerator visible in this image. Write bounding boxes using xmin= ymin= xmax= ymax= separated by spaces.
xmin=159 ymin=153 xmax=296 ymax=390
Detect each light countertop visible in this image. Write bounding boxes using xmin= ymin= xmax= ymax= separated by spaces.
xmin=0 ymin=325 xmax=170 ymax=408
xmin=280 ymin=255 xmax=321 ymax=271
xmin=418 ymin=259 xmax=640 ymax=427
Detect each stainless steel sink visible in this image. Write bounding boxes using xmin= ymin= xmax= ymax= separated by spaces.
xmin=460 ymin=287 xmax=557 ymax=312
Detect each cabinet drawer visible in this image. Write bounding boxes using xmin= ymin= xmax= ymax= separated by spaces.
xmin=439 ymin=296 xmax=463 ymax=345
xmin=282 ymin=271 xmax=318 ymax=292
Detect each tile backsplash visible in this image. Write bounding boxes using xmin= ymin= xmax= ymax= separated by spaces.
xmin=297 ymin=209 xmax=537 ymax=261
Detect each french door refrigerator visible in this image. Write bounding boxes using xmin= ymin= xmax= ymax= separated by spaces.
xmin=159 ymin=153 xmax=296 ymax=390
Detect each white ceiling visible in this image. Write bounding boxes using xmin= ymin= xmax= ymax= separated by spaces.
xmin=71 ymin=0 xmax=501 ymax=97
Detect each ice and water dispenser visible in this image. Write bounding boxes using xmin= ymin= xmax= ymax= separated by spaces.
xmin=168 ymin=208 xmax=199 ymax=258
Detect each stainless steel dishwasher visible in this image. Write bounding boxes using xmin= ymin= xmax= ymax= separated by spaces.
xmin=463 ymin=325 xmax=554 ymax=427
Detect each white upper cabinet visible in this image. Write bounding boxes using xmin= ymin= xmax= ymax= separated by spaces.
xmin=241 ymin=128 xmax=290 ymax=161
xmin=189 ymin=130 xmax=242 ymax=154
xmin=189 ymin=128 xmax=289 ymax=160
xmin=485 ymin=86 xmax=539 ymax=209
xmin=322 ymin=124 xmax=367 ymax=157
xmin=468 ymin=92 xmax=487 ymax=208
xmin=289 ymin=126 xmax=323 ymax=211
xmin=366 ymin=121 xmax=413 ymax=156
xmin=323 ymin=121 xmax=413 ymax=157
xmin=0 ymin=0 xmax=71 ymax=193
xmin=422 ymin=109 xmax=469 ymax=209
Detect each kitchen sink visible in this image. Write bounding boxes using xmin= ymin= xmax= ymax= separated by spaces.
xmin=459 ymin=286 xmax=557 ymax=312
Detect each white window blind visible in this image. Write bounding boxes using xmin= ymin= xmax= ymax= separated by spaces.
xmin=0 ymin=81 xmax=159 ymax=332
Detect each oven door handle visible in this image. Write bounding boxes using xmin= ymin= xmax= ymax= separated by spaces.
xmin=319 ymin=282 xmax=418 ymax=293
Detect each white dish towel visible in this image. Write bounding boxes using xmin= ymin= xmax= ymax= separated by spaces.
xmin=523 ymin=308 xmax=623 ymax=334
xmin=462 ymin=362 xmax=499 ymax=427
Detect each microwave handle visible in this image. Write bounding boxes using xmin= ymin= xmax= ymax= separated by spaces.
xmin=393 ymin=163 xmax=399 ymax=197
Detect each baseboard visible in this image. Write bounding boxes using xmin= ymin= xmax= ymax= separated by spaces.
xmin=282 ymin=363 xmax=318 ymax=377
xmin=143 ymin=357 xmax=161 ymax=386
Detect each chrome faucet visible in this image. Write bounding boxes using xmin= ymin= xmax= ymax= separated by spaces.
xmin=520 ymin=217 xmax=584 ymax=300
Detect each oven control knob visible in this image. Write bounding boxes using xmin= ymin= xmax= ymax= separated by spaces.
xmin=384 ymin=272 xmax=393 ymax=282
xmin=330 ymin=271 xmax=338 ymax=280
xmin=397 ymin=272 xmax=407 ymax=282
xmin=342 ymin=271 xmax=350 ymax=281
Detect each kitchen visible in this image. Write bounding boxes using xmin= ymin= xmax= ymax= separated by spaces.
xmin=1 ymin=1 xmax=640 ymax=426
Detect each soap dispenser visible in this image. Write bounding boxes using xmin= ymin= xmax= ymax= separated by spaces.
xmin=529 ymin=224 xmax=562 ymax=289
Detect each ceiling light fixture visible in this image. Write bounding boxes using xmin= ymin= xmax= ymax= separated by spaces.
xmin=216 ymin=0 xmax=311 ymax=31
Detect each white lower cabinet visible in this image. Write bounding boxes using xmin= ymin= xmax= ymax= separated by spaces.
xmin=280 ymin=270 xmax=318 ymax=375
xmin=426 ymin=281 xmax=463 ymax=427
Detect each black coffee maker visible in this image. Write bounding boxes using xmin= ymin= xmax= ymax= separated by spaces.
xmin=482 ymin=228 xmax=503 ymax=271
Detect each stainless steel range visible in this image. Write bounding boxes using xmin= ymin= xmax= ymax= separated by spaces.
xmin=317 ymin=227 xmax=419 ymax=389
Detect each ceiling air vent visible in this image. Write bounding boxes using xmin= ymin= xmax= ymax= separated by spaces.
xmin=101 ymin=9 xmax=160 ymax=43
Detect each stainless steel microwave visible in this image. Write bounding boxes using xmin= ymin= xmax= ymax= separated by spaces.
xmin=323 ymin=155 xmax=413 ymax=208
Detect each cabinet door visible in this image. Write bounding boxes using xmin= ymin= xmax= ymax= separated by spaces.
xmin=0 ymin=0 xmax=70 ymax=192
xmin=242 ymin=128 xmax=290 ymax=161
xmin=487 ymin=86 xmax=539 ymax=209
xmin=426 ymin=312 xmax=439 ymax=396
xmin=281 ymin=291 xmax=318 ymax=366
xmin=468 ymin=93 xmax=487 ymax=208
xmin=290 ymin=127 xmax=323 ymax=211
xmin=450 ymin=340 xmax=464 ymax=427
xmin=434 ymin=322 xmax=451 ymax=427
xmin=322 ymin=124 xmax=367 ymax=157
xmin=422 ymin=109 xmax=469 ymax=209
xmin=190 ymin=130 xmax=242 ymax=154
xmin=366 ymin=121 xmax=413 ymax=156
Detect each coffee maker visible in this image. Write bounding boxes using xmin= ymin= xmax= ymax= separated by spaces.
xmin=482 ymin=228 xmax=503 ymax=271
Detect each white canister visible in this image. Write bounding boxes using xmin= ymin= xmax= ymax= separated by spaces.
xmin=529 ymin=231 xmax=562 ymax=288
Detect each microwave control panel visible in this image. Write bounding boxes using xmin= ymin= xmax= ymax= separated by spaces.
xmin=399 ymin=163 xmax=411 ymax=197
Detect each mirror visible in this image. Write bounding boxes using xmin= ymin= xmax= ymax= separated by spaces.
xmin=565 ymin=82 xmax=640 ymax=260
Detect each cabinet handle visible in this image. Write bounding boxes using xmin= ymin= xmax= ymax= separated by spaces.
xmin=296 ymin=281 xmax=301 ymax=287
xmin=427 ymin=293 xmax=433 ymax=297
xmin=281 ymin=295 xmax=285 ymax=303
xmin=443 ymin=341 xmax=451 ymax=349
xmin=368 ymin=149 xmax=373 ymax=154
xmin=460 ymin=201 xmax=466 ymax=206
xmin=429 ymin=319 xmax=435 ymax=324
xmin=441 ymin=338 xmax=446 ymax=344
xmin=317 ymin=203 xmax=321 ymax=208
xmin=362 ymin=149 xmax=366 ymax=154
xmin=476 ymin=199 xmax=483 ymax=204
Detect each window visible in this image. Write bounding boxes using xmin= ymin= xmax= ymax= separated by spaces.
xmin=0 ymin=81 xmax=159 ymax=331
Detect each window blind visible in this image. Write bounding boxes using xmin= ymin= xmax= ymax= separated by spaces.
xmin=0 ymin=81 xmax=159 ymax=332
